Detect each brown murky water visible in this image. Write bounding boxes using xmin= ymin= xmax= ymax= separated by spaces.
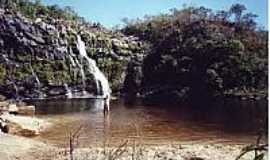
xmin=32 ymin=98 xmax=267 ymax=148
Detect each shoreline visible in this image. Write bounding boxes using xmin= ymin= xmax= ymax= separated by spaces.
xmin=0 ymin=99 xmax=267 ymax=160
xmin=0 ymin=112 xmax=260 ymax=160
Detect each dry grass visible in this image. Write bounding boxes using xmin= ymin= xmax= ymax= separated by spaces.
xmin=56 ymin=117 xmax=147 ymax=160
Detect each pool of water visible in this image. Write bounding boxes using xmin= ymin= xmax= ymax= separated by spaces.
xmin=31 ymin=98 xmax=267 ymax=147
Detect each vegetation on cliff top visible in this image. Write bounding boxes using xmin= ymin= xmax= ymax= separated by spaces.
xmin=0 ymin=0 xmax=82 ymax=21
xmin=122 ymin=4 xmax=268 ymax=101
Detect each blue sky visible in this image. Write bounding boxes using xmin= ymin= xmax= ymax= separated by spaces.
xmin=42 ymin=0 xmax=268 ymax=28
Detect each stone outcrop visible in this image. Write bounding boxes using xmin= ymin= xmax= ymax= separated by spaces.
xmin=0 ymin=100 xmax=35 ymax=115
xmin=122 ymin=55 xmax=144 ymax=98
xmin=0 ymin=9 xmax=144 ymax=99
xmin=0 ymin=100 xmax=47 ymax=137
xmin=0 ymin=117 xmax=8 ymax=133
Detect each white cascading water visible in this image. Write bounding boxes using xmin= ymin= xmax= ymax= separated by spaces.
xmin=30 ymin=64 xmax=41 ymax=87
xmin=29 ymin=64 xmax=44 ymax=98
xmin=76 ymin=35 xmax=111 ymax=99
xmin=78 ymin=56 xmax=87 ymax=95
xmin=68 ymin=55 xmax=76 ymax=67
xmin=12 ymin=82 xmax=18 ymax=98
xmin=64 ymin=83 xmax=73 ymax=98
xmin=69 ymin=45 xmax=87 ymax=95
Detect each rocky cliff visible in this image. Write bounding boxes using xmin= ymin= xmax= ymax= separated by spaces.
xmin=0 ymin=9 xmax=144 ymax=99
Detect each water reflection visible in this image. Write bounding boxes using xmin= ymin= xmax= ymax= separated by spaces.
xmin=31 ymin=99 xmax=105 ymax=114
xmin=31 ymin=98 xmax=268 ymax=147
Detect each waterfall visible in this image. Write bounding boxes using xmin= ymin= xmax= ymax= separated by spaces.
xmin=78 ymin=56 xmax=87 ymax=94
xmin=68 ymin=46 xmax=87 ymax=94
xmin=30 ymin=64 xmax=41 ymax=87
xmin=64 ymin=83 xmax=73 ymax=98
xmin=76 ymin=35 xmax=111 ymax=98
xmin=12 ymin=81 xmax=18 ymax=99
xmin=29 ymin=64 xmax=43 ymax=98
xmin=2 ymin=55 xmax=9 ymax=63
xmin=68 ymin=55 xmax=76 ymax=67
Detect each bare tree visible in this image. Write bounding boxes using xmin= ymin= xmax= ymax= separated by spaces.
xmin=68 ymin=125 xmax=84 ymax=160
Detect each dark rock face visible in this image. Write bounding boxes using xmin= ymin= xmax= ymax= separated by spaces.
xmin=122 ymin=55 xmax=144 ymax=98
xmin=0 ymin=14 xmax=58 ymax=59
xmin=123 ymin=53 xmax=190 ymax=104
xmin=0 ymin=10 xmax=144 ymax=99
xmin=0 ymin=11 xmax=68 ymax=99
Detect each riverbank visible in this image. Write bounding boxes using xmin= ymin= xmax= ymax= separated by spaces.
xmin=0 ymin=130 xmax=258 ymax=160
xmin=0 ymin=99 xmax=50 ymax=136
xmin=0 ymin=98 xmax=267 ymax=160
xmin=0 ymin=132 xmax=48 ymax=160
xmin=0 ymin=99 xmax=51 ymax=159
xmin=0 ymin=106 xmax=260 ymax=160
xmin=1 ymin=113 xmax=50 ymax=137
xmin=224 ymin=88 xmax=268 ymax=100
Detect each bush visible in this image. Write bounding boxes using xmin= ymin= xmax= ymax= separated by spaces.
xmin=122 ymin=4 xmax=268 ymax=100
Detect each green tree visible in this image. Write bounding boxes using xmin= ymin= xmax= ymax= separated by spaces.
xmin=229 ymin=3 xmax=246 ymax=22
xmin=122 ymin=4 xmax=268 ymax=102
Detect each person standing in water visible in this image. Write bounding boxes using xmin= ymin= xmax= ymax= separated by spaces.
xmin=104 ymin=94 xmax=110 ymax=112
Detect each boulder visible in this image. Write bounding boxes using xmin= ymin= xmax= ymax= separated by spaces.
xmin=24 ymin=32 xmax=45 ymax=44
xmin=0 ymin=101 xmax=9 ymax=108
xmin=47 ymin=86 xmax=67 ymax=96
xmin=0 ymin=95 xmax=6 ymax=101
xmin=0 ymin=118 xmax=9 ymax=133
xmin=0 ymin=102 xmax=9 ymax=113
xmin=8 ymin=104 xmax=18 ymax=114
xmin=17 ymin=105 xmax=35 ymax=115
xmin=0 ymin=113 xmax=44 ymax=137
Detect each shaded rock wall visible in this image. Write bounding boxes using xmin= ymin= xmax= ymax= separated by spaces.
xmin=0 ymin=9 xmax=144 ymax=99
